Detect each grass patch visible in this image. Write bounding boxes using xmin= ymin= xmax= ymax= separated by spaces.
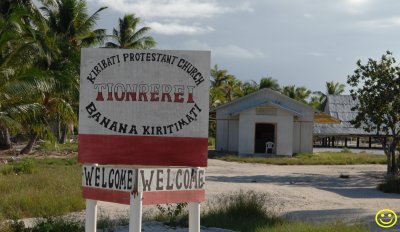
xmin=0 ymin=158 xmax=37 ymax=175
xmin=39 ymin=142 xmax=78 ymax=153
xmin=378 ymin=176 xmax=400 ymax=193
xmin=202 ymin=191 xmax=368 ymax=232
xmin=202 ymin=190 xmax=282 ymax=231
xmin=0 ymin=217 xmax=84 ymax=232
xmin=208 ymin=137 xmax=215 ymax=150
xmin=97 ymin=213 xmax=129 ymax=231
xmin=0 ymin=156 xmax=84 ymax=219
xmin=258 ymin=221 xmax=367 ymax=232
xmin=215 ymin=152 xmax=386 ymax=165
xmin=154 ymin=203 xmax=188 ymax=226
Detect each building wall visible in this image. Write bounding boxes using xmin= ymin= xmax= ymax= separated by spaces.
xmin=238 ymin=108 xmax=293 ymax=156
xmin=215 ymin=89 xmax=314 ymax=155
xmin=215 ymin=115 xmax=239 ymax=152
xmin=293 ymin=121 xmax=314 ymax=154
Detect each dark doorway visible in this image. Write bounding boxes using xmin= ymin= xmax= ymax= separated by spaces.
xmin=254 ymin=123 xmax=275 ymax=153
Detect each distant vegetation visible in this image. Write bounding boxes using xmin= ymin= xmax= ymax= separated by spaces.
xmin=209 ymin=64 xmax=346 ymax=110
xmin=0 ymin=0 xmax=155 ymax=154
xmin=213 ymin=152 xmax=386 ymax=165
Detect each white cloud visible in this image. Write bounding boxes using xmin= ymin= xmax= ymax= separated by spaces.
xmin=303 ymin=13 xmax=314 ymax=19
xmin=214 ymin=45 xmax=265 ymax=59
xmin=179 ymin=40 xmax=264 ymax=59
xmin=147 ymin=22 xmax=214 ymax=35
xmin=181 ymin=40 xmax=211 ymax=50
xmin=346 ymin=0 xmax=369 ymax=6
xmin=307 ymin=52 xmax=324 ymax=57
xmin=357 ymin=17 xmax=400 ymax=29
xmin=338 ymin=0 xmax=374 ymax=14
xmin=93 ymin=0 xmax=253 ymax=19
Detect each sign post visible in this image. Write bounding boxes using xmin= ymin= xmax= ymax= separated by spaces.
xmin=85 ymin=199 xmax=97 ymax=232
xmin=189 ymin=202 xmax=201 ymax=232
xmin=79 ymin=49 xmax=210 ymax=231
xmin=129 ymin=192 xmax=143 ymax=232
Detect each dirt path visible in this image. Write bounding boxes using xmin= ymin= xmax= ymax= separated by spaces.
xmin=97 ymin=159 xmax=400 ymax=230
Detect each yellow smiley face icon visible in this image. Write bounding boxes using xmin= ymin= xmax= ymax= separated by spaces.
xmin=375 ymin=209 xmax=397 ymax=228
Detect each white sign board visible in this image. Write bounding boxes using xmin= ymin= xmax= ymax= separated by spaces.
xmin=82 ymin=166 xmax=205 ymax=192
xmin=138 ymin=168 xmax=205 ymax=192
xmin=78 ymin=49 xmax=210 ymax=166
xmin=82 ymin=165 xmax=137 ymax=192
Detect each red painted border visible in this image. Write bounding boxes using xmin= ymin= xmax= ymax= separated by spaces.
xmin=78 ymin=134 xmax=208 ymax=167
xmin=82 ymin=187 xmax=205 ymax=205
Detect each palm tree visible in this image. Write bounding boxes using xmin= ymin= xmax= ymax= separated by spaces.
xmin=209 ymin=87 xmax=225 ymax=108
xmin=240 ymin=80 xmax=259 ymax=96
xmin=309 ymin=95 xmax=322 ymax=109
xmin=210 ymin=65 xmax=229 ymax=88
xmin=38 ymin=0 xmax=107 ymax=145
xmin=223 ymin=75 xmax=241 ymax=102
xmin=40 ymin=0 xmax=107 ymax=48
xmin=0 ymin=5 xmax=54 ymax=150
xmin=282 ymin=85 xmax=296 ymax=99
xmin=314 ymin=81 xmax=346 ymax=111
xmin=282 ymin=85 xmax=311 ymax=104
xmin=259 ymin=77 xmax=280 ymax=91
xmin=105 ymin=14 xmax=156 ymax=49
xmin=326 ymin=81 xmax=345 ymax=95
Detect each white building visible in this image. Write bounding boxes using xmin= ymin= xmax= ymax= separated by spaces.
xmin=215 ymin=89 xmax=315 ymax=156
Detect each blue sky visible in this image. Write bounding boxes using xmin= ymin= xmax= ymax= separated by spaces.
xmin=85 ymin=0 xmax=400 ymax=93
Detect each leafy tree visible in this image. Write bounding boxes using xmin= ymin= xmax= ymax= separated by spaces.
xmin=347 ymin=51 xmax=400 ymax=176
xmin=259 ymin=77 xmax=280 ymax=91
xmin=105 ymin=14 xmax=156 ymax=49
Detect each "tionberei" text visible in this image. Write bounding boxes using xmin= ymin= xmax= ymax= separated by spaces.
xmin=94 ymin=83 xmax=195 ymax=103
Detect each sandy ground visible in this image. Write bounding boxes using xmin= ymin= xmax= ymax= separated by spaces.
xmin=95 ymin=159 xmax=400 ymax=231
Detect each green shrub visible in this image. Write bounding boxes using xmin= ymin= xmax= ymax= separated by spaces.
xmin=208 ymin=137 xmax=215 ymax=149
xmin=13 ymin=159 xmax=36 ymax=174
xmin=155 ymin=203 xmax=188 ymax=226
xmin=202 ymin=190 xmax=281 ymax=232
xmin=30 ymin=218 xmax=84 ymax=232
xmin=201 ymin=191 xmax=368 ymax=232
xmin=378 ymin=176 xmax=400 ymax=193
xmin=97 ymin=213 xmax=129 ymax=231
xmin=0 ymin=159 xmax=37 ymax=176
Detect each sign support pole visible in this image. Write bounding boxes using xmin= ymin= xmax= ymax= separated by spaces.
xmin=129 ymin=192 xmax=143 ymax=232
xmin=85 ymin=199 xmax=97 ymax=232
xmin=189 ymin=202 xmax=200 ymax=232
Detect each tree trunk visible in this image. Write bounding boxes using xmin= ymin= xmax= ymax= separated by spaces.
xmin=20 ymin=132 xmax=38 ymax=154
xmin=0 ymin=127 xmax=12 ymax=150
xmin=381 ymin=137 xmax=391 ymax=174
xmin=387 ymin=139 xmax=399 ymax=175
xmin=58 ymin=124 xmax=67 ymax=144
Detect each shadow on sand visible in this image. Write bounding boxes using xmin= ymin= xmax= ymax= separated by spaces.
xmin=206 ymin=172 xmax=399 ymax=199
